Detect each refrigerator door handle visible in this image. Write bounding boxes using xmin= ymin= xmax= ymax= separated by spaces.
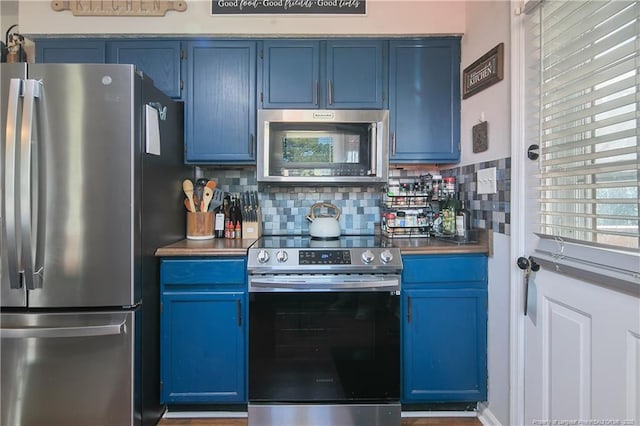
xmin=3 ymin=78 xmax=23 ymax=290
xmin=0 ymin=320 xmax=126 ymax=339
xmin=19 ymin=79 xmax=43 ymax=290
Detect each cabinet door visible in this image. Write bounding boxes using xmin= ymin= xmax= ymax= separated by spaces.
xmin=107 ymin=40 xmax=183 ymax=99
xmin=35 ymin=39 xmax=106 ymax=63
xmin=389 ymin=38 xmax=461 ymax=163
xmin=326 ymin=40 xmax=385 ymax=109
xmin=261 ymin=40 xmax=320 ymax=109
xmin=160 ymin=291 xmax=246 ymax=403
xmin=186 ymin=41 xmax=256 ymax=163
xmin=402 ymin=287 xmax=487 ymax=403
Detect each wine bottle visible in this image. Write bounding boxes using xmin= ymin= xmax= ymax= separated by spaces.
xmin=214 ymin=205 xmax=225 ymax=238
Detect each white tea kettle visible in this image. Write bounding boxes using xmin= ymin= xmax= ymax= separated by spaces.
xmin=306 ymin=202 xmax=341 ymax=239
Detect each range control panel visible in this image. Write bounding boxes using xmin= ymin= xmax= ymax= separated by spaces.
xmin=248 ymin=247 xmax=403 ymax=274
xmin=299 ymin=250 xmax=351 ymax=265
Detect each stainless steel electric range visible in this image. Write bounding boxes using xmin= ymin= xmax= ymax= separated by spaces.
xmin=247 ymin=235 xmax=403 ymax=426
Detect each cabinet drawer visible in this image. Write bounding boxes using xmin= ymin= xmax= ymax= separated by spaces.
xmin=402 ymin=254 xmax=487 ymax=284
xmin=161 ymin=258 xmax=246 ymax=285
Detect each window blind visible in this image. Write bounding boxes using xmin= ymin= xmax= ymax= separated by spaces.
xmin=531 ymin=0 xmax=639 ymax=251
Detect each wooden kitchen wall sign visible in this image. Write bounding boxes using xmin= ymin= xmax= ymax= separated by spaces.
xmin=211 ymin=0 xmax=366 ymax=15
xmin=51 ymin=0 xmax=187 ymax=16
xmin=462 ymin=43 xmax=504 ymax=99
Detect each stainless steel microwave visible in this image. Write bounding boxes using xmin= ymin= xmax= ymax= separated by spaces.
xmin=257 ymin=109 xmax=389 ymax=184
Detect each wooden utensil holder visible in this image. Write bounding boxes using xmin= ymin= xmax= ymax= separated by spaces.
xmin=186 ymin=212 xmax=214 ymax=240
xmin=242 ymin=208 xmax=262 ymax=240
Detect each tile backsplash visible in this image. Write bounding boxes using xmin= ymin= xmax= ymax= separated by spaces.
xmin=197 ymin=157 xmax=511 ymax=236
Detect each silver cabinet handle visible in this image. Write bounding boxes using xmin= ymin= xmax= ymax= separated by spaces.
xmin=249 ymin=134 xmax=254 ymax=158
xmin=3 ymin=79 xmax=22 ymax=290
xmin=407 ymin=296 xmax=412 ymax=323
xmin=328 ymin=80 xmax=333 ymax=105
xmin=391 ymin=132 xmax=397 ymax=156
xmin=313 ymin=80 xmax=319 ymax=106
xmin=19 ymin=80 xmax=43 ymax=290
xmin=1 ymin=322 xmax=126 ymax=339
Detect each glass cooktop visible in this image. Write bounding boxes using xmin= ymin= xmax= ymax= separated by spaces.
xmin=252 ymin=235 xmax=392 ymax=250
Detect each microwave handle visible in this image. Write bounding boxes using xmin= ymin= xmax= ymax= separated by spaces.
xmin=369 ymin=123 xmax=377 ymax=176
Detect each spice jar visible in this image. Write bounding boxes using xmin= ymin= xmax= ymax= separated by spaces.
xmin=385 ymin=212 xmax=396 ymax=228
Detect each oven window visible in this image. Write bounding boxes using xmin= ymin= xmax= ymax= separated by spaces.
xmin=249 ymin=291 xmax=400 ymax=403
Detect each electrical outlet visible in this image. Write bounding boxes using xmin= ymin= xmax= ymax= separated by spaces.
xmin=477 ymin=167 xmax=497 ymax=194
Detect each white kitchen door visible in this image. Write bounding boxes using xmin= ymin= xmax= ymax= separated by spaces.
xmin=510 ymin=2 xmax=640 ymax=426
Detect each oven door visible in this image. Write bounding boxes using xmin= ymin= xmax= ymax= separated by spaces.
xmin=248 ymin=274 xmax=400 ymax=403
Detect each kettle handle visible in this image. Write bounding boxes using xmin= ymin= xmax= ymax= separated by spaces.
xmin=308 ymin=202 xmax=341 ymax=220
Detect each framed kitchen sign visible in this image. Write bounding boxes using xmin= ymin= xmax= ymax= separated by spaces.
xmin=462 ymin=43 xmax=504 ymax=99
xmin=51 ymin=0 xmax=187 ymax=15
xmin=212 ymin=0 xmax=366 ymax=15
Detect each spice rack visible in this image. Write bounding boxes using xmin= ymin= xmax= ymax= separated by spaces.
xmin=381 ymin=193 xmax=433 ymax=238
xmin=380 ymin=174 xmax=458 ymax=239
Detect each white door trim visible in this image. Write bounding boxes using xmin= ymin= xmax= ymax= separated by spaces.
xmin=509 ymin=2 xmax=527 ymax=425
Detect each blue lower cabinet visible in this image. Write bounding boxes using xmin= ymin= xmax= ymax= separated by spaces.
xmin=401 ymin=254 xmax=488 ymax=403
xmin=160 ymin=258 xmax=247 ymax=404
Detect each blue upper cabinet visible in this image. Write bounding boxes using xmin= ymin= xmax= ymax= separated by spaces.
xmin=107 ymin=40 xmax=183 ymax=99
xmin=261 ymin=39 xmax=385 ymax=109
xmin=185 ymin=40 xmax=257 ymax=163
xmin=261 ymin=40 xmax=320 ymax=109
xmin=326 ymin=40 xmax=386 ymax=109
xmin=36 ymin=39 xmax=106 ymax=63
xmin=389 ymin=38 xmax=461 ymax=163
xmin=35 ymin=38 xmax=183 ymax=99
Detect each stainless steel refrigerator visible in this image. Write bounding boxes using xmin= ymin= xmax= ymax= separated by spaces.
xmin=1 ymin=63 xmax=187 ymax=426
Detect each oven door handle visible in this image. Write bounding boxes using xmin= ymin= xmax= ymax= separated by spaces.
xmin=248 ymin=277 xmax=400 ymax=293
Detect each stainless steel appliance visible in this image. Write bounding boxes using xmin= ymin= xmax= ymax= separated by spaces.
xmin=247 ymin=235 xmax=402 ymax=426
xmin=257 ymin=109 xmax=389 ymax=184
xmin=1 ymin=63 xmax=187 ymax=426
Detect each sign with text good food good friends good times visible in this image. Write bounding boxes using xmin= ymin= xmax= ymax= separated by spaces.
xmin=212 ymin=0 xmax=366 ymax=15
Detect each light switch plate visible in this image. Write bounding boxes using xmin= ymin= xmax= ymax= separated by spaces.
xmin=477 ymin=167 xmax=497 ymax=194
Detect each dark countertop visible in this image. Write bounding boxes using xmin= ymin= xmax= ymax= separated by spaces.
xmin=155 ymin=238 xmax=258 ymax=257
xmin=155 ymin=229 xmax=492 ymax=257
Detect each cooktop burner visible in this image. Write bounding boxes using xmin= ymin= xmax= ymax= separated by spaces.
xmin=247 ymin=235 xmax=402 ymax=274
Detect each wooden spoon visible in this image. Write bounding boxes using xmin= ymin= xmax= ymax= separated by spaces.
xmin=206 ymin=180 xmax=216 ymax=190
xmin=182 ymin=179 xmax=196 ymax=212
xmin=202 ymin=187 xmax=214 ymax=212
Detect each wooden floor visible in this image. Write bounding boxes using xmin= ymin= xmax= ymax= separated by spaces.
xmin=158 ymin=416 xmax=482 ymax=426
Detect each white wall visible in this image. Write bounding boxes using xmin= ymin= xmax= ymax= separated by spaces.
xmin=1 ymin=1 xmax=19 ymax=40
xmin=460 ymin=1 xmax=510 ymax=167
xmin=18 ymin=0 xmax=465 ymax=37
xmin=461 ymin=2 xmax=511 ymax=425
